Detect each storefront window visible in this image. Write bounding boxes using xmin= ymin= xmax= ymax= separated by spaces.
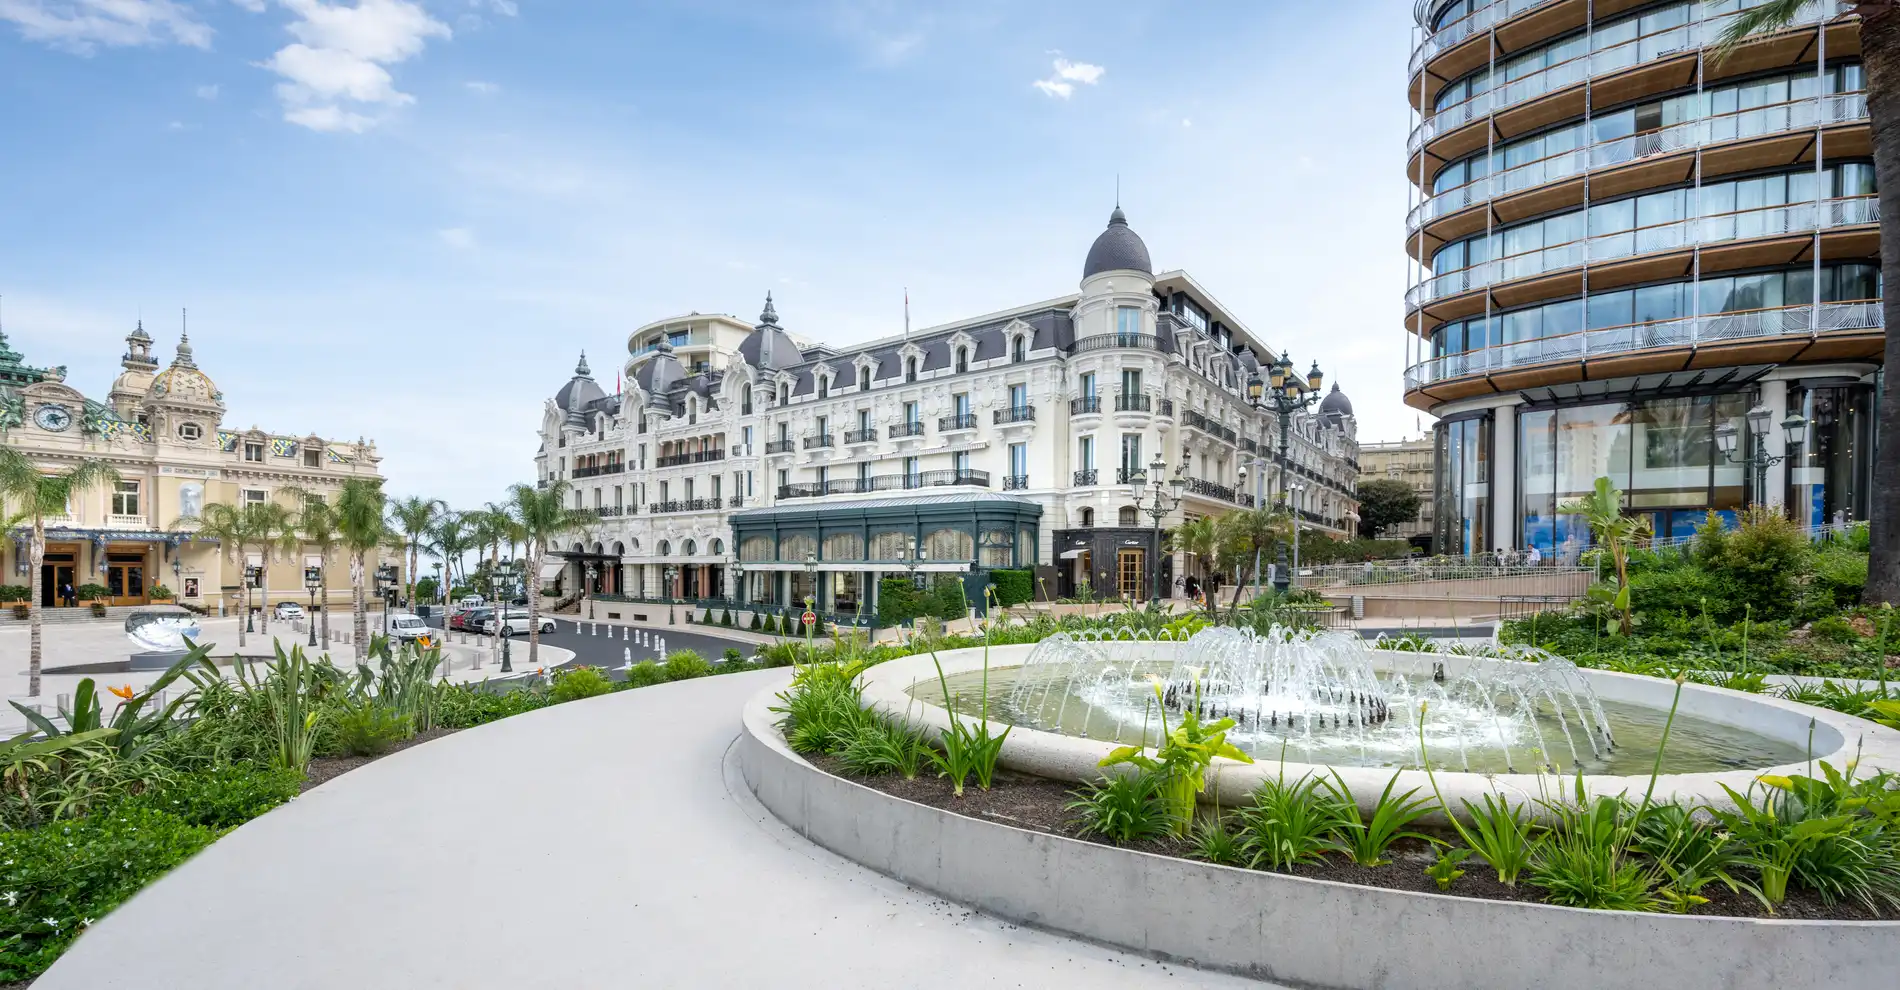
xmin=1437 ymin=416 xmax=1490 ymax=556
xmin=1789 ymin=385 xmax=1875 ymax=528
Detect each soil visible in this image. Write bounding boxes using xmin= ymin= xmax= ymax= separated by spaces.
xmin=811 ymin=758 xmax=1884 ymax=921
xmin=300 ymin=727 xmax=459 ymax=792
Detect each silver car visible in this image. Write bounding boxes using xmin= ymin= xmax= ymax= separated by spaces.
xmin=482 ymin=608 xmax=556 ymax=637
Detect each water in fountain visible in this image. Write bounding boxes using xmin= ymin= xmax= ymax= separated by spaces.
xmin=929 ymin=627 xmax=1797 ymax=775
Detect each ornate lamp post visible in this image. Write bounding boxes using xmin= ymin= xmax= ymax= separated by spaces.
xmin=803 ymin=550 xmax=819 ymax=614
xmin=243 ymin=563 xmax=259 ymax=633
xmin=491 ymin=557 xmax=517 ymax=673
xmin=585 ymin=562 xmax=598 ymax=620
xmin=1714 ymin=405 xmax=1808 ymax=509
xmin=431 ymin=561 xmax=442 ymax=608
xmin=1248 ymin=354 xmax=1324 ymax=593
xmin=304 ymin=566 xmax=321 ymax=647
xmin=170 ymin=557 xmax=182 ymax=604
xmin=730 ymin=556 xmax=745 ymax=605
xmin=374 ymin=564 xmax=396 ymax=637
xmin=664 ymin=564 xmax=678 ymax=625
xmin=1130 ymin=452 xmax=1186 ymax=603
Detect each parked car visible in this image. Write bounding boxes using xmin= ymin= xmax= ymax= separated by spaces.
xmin=388 ymin=612 xmax=436 ymax=646
xmin=452 ymin=608 xmax=493 ymax=632
xmin=273 ymin=602 xmax=305 ymax=621
xmin=482 ymin=608 xmax=555 ymax=637
xmin=456 ymin=595 xmax=485 ymax=610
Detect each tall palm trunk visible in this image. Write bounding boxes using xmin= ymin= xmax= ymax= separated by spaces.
xmin=1866 ymin=8 xmax=1900 ymax=605
xmin=258 ymin=558 xmax=271 ymax=640
xmin=238 ymin=561 xmax=249 ymax=649
xmin=351 ymin=551 xmax=369 ymax=659
xmin=320 ymin=570 xmax=331 ymax=651
xmin=27 ymin=517 xmax=44 ymax=697
xmin=527 ymin=543 xmax=543 ymax=665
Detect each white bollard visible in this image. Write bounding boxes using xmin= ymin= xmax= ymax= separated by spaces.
xmin=623 ymin=647 xmax=632 ymax=667
xmin=573 ymin=620 xmax=581 ymax=634
xmin=591 ymin=622 xmax=598 ymax=636
xmin=622 ymin=626 xmax=629 ymax=641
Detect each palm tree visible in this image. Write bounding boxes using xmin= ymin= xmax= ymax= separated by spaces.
xmin=0 ymin=448 xmax=120 ymax=697
xmin=428 ymin=510 xmax=474 ymax=601
xmin=507 ymin=481 xmax=592 ymax=666
xmin=188 ymin=500 xmax=298 ymax=647
xmin=1166 ymin=516 xmax=1219 ymax=616
xmin=335 ymin=478 xmax=388 ymax=660
xmin=1217 ymin=506 xmax=1291 ymax=611
xmin=283 ymin=487 xmax=342 ymax=650
xmin=387 ymin=496 xmax=444 ymax=610
xmin=1717 ymin=3 xmax=1897 ymax=604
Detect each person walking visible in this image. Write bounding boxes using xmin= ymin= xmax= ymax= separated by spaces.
xmin=60 ymin=580 xmax=76 ymax=608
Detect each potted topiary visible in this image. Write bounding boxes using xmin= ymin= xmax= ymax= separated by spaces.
xmin=149 ymin=583 xmax=175 ymax=602
xmin=77 ymin=583 xmax=110 ymax=609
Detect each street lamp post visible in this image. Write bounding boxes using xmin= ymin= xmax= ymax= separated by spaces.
xmin=491 ymin=557 xmax=516 ymax=673
xmin=1130 ymin=452 xmax=1186 ymax=603
xmin=374 ymin=566 xmax=395 ymax=638
xmin=585 ymin=562 xmax=598 ymax=620
xmin=803 ymin=550 xmax=819 ymax=615
xmin=304 ymin=566 xmax=321 ymax=647
xmin=1248 ymin=354 xmax=1324 ymax=594
xmin=1715 ymin=405 xmax=1808 ymax=508
xmin=243 ymin=564 xmax=259 ymax=633
xmin=665 ymin=565 xmax=678 ymax=625
xmin=170 ymin=557 xmax=181 ymax=605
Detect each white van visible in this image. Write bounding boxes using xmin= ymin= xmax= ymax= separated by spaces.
xmin=388 ymin=612 xmax=435 ymax=645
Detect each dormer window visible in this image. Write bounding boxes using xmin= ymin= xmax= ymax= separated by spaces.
xmin=955 ymin=348 xmax=968 ymax=373
xmin=905 ymin=358 xmax=917 ymax=383
xmin=818 ymin=375 xmax=830 ymax=399
xmin=1012 ymin=336 xmax=1027 ymax=363
xmin=243 ymin=440 xmax=265 ymax=462
xmin=304 ymin=448 xmax=321 ymax=468
xmin=778 ymin=385 xmax=789 ymax=405
xmin=859 ymin=367 xmax=871 ymax=391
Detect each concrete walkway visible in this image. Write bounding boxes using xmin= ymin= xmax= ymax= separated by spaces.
xmin=38 ymin=670 xmax=1276 ymax=989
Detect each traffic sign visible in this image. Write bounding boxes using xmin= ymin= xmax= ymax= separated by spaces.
xmin=801 ymin=610 xmax=817 ymax=627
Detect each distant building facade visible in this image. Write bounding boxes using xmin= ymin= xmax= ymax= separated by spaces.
xmin=1358 ymin=436 xmax=1436 ymax=549
xmin=0 ymin=323 xmax=386 ymax=612
xmin=534 ymin=208 xmax=1360 ymax=612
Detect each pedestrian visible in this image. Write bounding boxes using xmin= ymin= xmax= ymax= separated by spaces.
xmin=60 ymin=581 xmax=75 ymax=608
xmin=1184 ymin=575 xmax=1199 ymax=601
xmin=1525 ymin=544 xmax=1542 ymax=567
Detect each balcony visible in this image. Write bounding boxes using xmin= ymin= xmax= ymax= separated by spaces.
xmin=1158 ymin=398 xmax=1175 ymax=418
xmin=1003 ymin=475 xmax=1030 ymax=491
xmin=1408 ymin=196 xmax=1880 ymax=310
xmin=1408 ymin=0 xmax=1562 ymax=78
xmin=1114 ymin=394 xmax=1151 ymax=413
xmin=843 ymin=428 xmax=877 ymax=445
xmin=993 ymin=405 xmax=1036 ymax=425
xmin=1115 ymin=467 xmax=1143 ymax=485
xmin=572 ymin=464 xmax=625 ymax=478
xmin=888 ymin=422 xmax=925 ymax=439
xmin=765 ymin=439 xmax=798 ymax=455
xmin=803 ymin=434 xmax=835 ymax=450
xmin=655 ymin=450 xmax=724 ymax=468
xmin=588 ymin=506 xmax=627 ymax=518
xmin=1068 ymin=333 xmax=1167 ymax=356
xmin=648 ymin=498 xmax=721 ymax=514
xmin=1070 ymin=396 xmax=1102 ymax=415
xmin=728 ymin=495 xmax=746 ymax=508
xmin=1241 ymin=438 xmax=1259 ymax=454
xmin=105 ymin=514 xmax=149 ymax=530
xmin=1073 ymin=469 xmax=1099 ymax=486
xmin=776 ymin=469 xmax=991 ymax=500
xmin=1407 ymin=3 xmax=1842 ymax=158
xmin=1184 ymin=478 xmax=1241 ymax=505
xmin=1409 ymin=92 xmax=1869 ymax=234
xmin=939 ymin=413 xmax=978 ymax=432
xmin=1182 ymin=410 xmax=1238 ymax=444
xmin=1404 ymin=300 xmax=1885 ymax=401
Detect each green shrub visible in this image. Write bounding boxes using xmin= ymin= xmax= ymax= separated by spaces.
xmin=723 ymin=648 xmax=745 ymax=664
xmin=0 ymin=807 xmax=217 ymax=981
xmin=663 ymin=650 xmax=712 ymax=680
xmin=877 ymin=578 xmax=922 ymax=626
xmin=1810 ymin=615 xmax=1861 ymax=644
xmin=989 ymin=569 xmax=1034 ymax=607
xmin=721 ymin=608 xmax=734 ymax=627
xmin=549 ymin=666 xmax=614 ymax=703
xmin=0 ymin=585 xmax=32 ymax=602
xmin=1067 ymin=772 xmax=1174 ymax=845
xmin=75 ymin=583 xmax=109 ymax=601
xmin=330 ymin=702 xmax=412 ymax=757
xmin=837 ymin=720 xmax=931 ymax=780
xmin=130 ymin=763 xmax=303 ymax=829
xmin=771 ymin=666 xmax=874 ymax=755
xmin=1629 ymin=560 xmax=1742 ymax=623
xmin=749 ymin=612 xmax=762 ymax=631
xmin=431 ymin=684 xmax=554 ymax=730
xmin=929 ymin=575 xmax=967 ymax=623
xmin=624 ymin=662 xmax=668 ymax=687
xmin=1812 ymin=546 xmax=1870 ymax=609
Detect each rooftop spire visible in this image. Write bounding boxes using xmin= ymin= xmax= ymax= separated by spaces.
xmin=576 ymin=351 xmax=591 ymax=377
xmin=759 ymin=291 xmax=779 ymax=327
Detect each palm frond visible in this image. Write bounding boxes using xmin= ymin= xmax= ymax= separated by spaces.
xmin=1711 ymin=0 xmax=1812 ymax=63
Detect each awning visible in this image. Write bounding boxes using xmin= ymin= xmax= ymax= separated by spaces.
xmin=1058 ymin=548 xmax=1088 ymax=560
xmin=539 ymin=560 xmax=567 ymax=581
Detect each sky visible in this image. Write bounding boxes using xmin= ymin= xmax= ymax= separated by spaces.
xmin=0 ymin=0 xmax=1427 ymax=509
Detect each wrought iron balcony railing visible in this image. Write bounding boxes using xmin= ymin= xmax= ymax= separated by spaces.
xmin=655 ymin=449 xmax=724 ymax=468
xmin=994 ymin=406 xmax=1036 ymax=425
xmin=1115 ymin=467 xmax=1144 ymax=485
xmin=888 ymin=422 xmax=925 ymax=439
xmin=1003 ymin=475 xmax=1030 ymax=490
xmin=572 ymin=464 xmax=624 ymax=478
xmin=1114 ymin=394 xmax=1151 ymax=413
xmin=1070 ymin=396 xmax=1101 ymax=415
xmin=647 ymin=498 xmax=721 ymax=514
xmin=764 ymin=439 xmax=797 ymax=455
xmin=803 ymin=434 xmax=835 ymax=450
xmin=939 ymin=413 xmax=979 ymax=432
xmin=777 ymin=470 xmax=991 ymax=500
xmin=843 ymin=428 xmax=877 ymax=444
xmin=1073 ymin=469 xmax=1099 ymax=486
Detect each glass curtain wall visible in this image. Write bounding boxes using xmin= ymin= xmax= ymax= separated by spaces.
xmin=1788 ymin=385 xmax=1875 ymax=528
xmin=1435 ymin=416 xmax=1490 ymax=556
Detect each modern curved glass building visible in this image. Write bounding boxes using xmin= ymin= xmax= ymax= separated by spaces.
xmin=1405 ymin=0 xmax=1883 ymax=556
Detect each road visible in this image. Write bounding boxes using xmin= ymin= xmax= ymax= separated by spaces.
xmin=426 ymin=612 xmax=768 ymax=674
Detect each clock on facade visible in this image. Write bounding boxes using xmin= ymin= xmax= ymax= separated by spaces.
xmin=33 ymin=404 xmax=73 ymax=432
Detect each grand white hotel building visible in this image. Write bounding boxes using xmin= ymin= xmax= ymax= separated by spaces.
xmin=533 ymin=208 xmax=1360 ymax=614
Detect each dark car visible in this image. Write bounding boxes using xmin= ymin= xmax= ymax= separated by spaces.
xmin=451 ymin=608 xmax=493 ymax=632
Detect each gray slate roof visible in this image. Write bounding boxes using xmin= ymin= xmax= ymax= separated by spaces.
xmin=1082 ymin=207 xmax=1152 ymax=279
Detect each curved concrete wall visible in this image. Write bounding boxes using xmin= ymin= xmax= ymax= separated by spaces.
xmin=739 ymin=686 xmax=1898 ymax=990
xmin=857 ymin=644 xmax=1900 ymax=816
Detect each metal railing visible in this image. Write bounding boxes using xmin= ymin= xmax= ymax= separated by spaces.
xmin=1003 ymin=475 xmax=1030 ymax=490
xmin=1409 ymin=2 xmax=1840 ymax=155
xmin=843 ymin=428 xmax=877 ymax=444
xmin=655 ymin=450 xmax=723 ymax=468
xmin=994 ymin=405 xmax=1036 ymax=424
xmin=1068 ymin=333 xmax=1167 ymax=356
xmin=1073 ymin=469 xmax=1099 ymax=486
xmin=1183 ymin=410 xmax=1238 ymax=444
xmin=1070 ymin=396 xmax=1102 ymax=415
xmin=888 ymin=422 xmax=925 ymax=439
xmin=1409 ymin=0 xmax=1564 ymax=76
xmin=647 ymin=498 xmax=721 ymax=514
xmin=803 ymin=434 xmax=835 ymax=450
xmin=764 ymin=439 xmax=797 ymax=455
xmin=940 ymin=413 xmax=979 ymax=431
xmin=1304 ymin=560 xmax=1594 ymax=594
xmin=1410 ymin=196 xmax=1879 ymax=308
xmin=1114 ymin=394 xmax=1151 ymax=413
xmin=1115 ymin=467 xmax=1143 ymax=485
xmin=1410 ymin=91 xmax=1868 ymax=232
xmin=1158 ymin=398 xmax=1175 ymax=417
xmin=572 ymin=464 xmax=624 ymax=478
xmin=1406 ymin=299 xmax=1883 ymax=389
xmin=1184 ymin=478 xmax=1241 ymax=504
xmin=778 ymin=469 xmax=991 ymax=500
xmin=588 ymin=506 xmax=627 ymax=518
xmin=727 ymin=496 xmax=746 ymax=508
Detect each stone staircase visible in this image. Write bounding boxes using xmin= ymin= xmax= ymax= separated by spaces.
xmin=1 ymin=604 xmax=193 ymax=625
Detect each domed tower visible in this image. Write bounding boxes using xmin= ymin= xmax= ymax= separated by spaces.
xmin=108 ymin=321 xmax=160 ymax=420
xmin=144 ymin=333 xmax=225 ymax=444
xmin=734 ymin=292 xmax=804 ymax=372
xmin=1075 ymin=204 xmax=1158 ymax=344
xmin=1319 ymin=383 xmax=1354 ymax=426
xmin=554 ymin=352 xmax=607 ymax=431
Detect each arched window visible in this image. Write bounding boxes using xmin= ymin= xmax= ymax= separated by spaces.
xmin=818 ymin=375 xmax=830 ymax=399
xmin=742 ymin=390 xmax=753 ymax=414
xmin=924 ymin=528 xmax=972 ymax=562
xmin=955 ymin=348 xmax=968 ymax=373
xmin=683 ymin=539 xmax=698 ymax=556
xmin=905 ymin=358 xmax=917 ymax=383
xmin=592 ymin=542 xmax=604 ymax=554
xmin=1012 ymin=335 xmax=1027 ymax=362
xmin=710 ymin=538 xmax=725 ymax=555
xmin=870 ymin=531 xmax=911 ymax=560
xmin=658 ymin=540 xmax=672 ymax=556
xmin=740 ymin=536 xmax=773 ymax=562
xmin=780 ymin=532 xmax=817 ymax=561
xmin=1079 ymin=508 xmax=1094 ymax=527
xmin=1119 ymin=506 xmax=1138 ymax=526
xmin=572 ymin=542 xmax=584 ymax=554
xmin=778 ymin=385 xmax=789 ymax=405
xmin=824 ymin=532 xmax=864 ymax=561
xmin=859 ymin=366 xmax=871 ymax=391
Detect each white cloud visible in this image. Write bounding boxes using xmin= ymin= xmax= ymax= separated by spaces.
xmin=0 ymin=0 xmax=212 ymax=53
xmin=1033 ymin=56 xmax=1103 ymax=100
xmin=196 ymin=83 xmax=220 ymax=99
xmin=470 ymin=0 xmax=515 ymax=15
xmin=261 ymin=0 xmax=450 ymax=133
xmin=229 ymin=0 xmax=266 ymax=11
xmin=464 ymin=80 xmax=498 ymax=95
xmin=437 ymin=226 xmax=475 ymax=249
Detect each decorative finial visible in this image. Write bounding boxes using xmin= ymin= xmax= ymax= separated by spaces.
xmin=174 ymin=331 xmax=197 ymax=370
xmin=576 ymin=351 xmax=591 ymax=377
xmin=760 ymin=291 xmax=778 ymax=327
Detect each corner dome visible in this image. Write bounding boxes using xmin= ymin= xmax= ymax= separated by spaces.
xmin=554 ymin=351 xmax=606 ymax=412
xmin=1319 ymin=383 xmax=1353 ymax=419
xmin=1082 ymin=206 xmax=1153 ymax=280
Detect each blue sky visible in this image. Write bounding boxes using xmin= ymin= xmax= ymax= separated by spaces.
xmin=0 ymin=0 xmax=1422 ymax=507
